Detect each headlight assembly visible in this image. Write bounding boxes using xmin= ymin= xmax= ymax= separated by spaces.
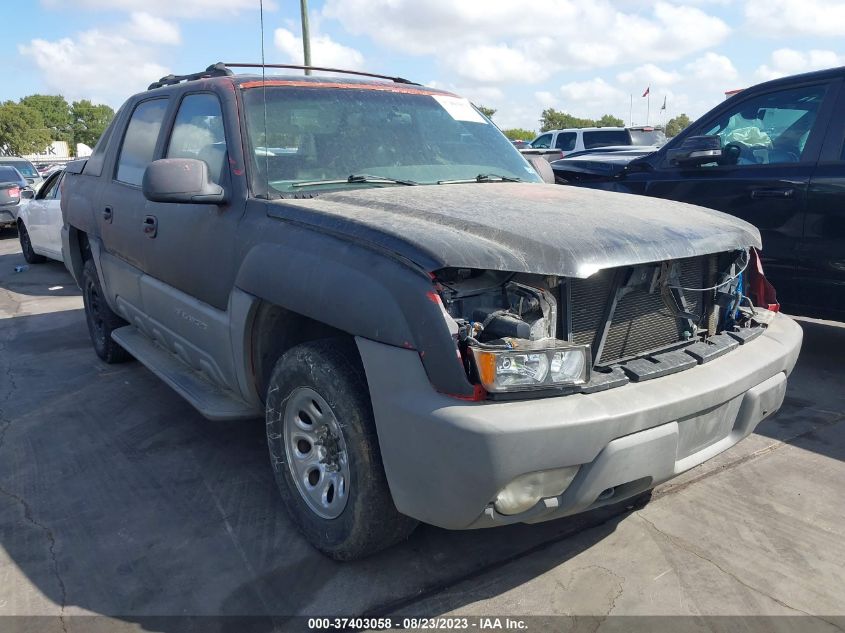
xmin=469 ymin=338 xmax=591 ymax=393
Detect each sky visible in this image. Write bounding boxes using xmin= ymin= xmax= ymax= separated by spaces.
xmin=4 ymin=0 xmax=845 ymax=134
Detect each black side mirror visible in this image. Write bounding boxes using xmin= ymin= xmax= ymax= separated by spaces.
xmin=142 ymin=158 xmax=225 ymax=204
xmin=21 ymin=188 xmax=35 ymax=199
xmin=666 ymin=135 xmax=722 ymax=167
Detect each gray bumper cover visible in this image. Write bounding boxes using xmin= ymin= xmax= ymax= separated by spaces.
xmin=356 ymin=313 xmax=802 ymax=530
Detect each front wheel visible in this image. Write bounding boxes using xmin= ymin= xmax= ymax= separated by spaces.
xmin=18 ymin=222 xmax=46 ymax=264
xmin=81 ymin=258 xmax=131 ymax=363
xmin=265 ymin=338 xmax=417 ymax=560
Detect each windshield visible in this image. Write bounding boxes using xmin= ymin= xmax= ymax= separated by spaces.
xmin=241 ymin=84 xmax=540 ymax=194
xmin=0 ymin=160 xmax=37 ymax=178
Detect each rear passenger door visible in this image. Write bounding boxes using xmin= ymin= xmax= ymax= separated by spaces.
xmin=98 ymin=97 xmax=169 ymax=310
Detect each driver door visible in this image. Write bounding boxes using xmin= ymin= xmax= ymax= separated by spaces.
xmin=639 ymin=81 xmax=836 ymax=304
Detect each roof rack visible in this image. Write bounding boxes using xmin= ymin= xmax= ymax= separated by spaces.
xmin=222 ymin=62 xmax=418 ymax=85
xmin=148 ymin=63 xmax=233 ymax=90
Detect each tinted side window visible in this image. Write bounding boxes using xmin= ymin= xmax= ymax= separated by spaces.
xmin=583 ymin=130 xmax=630 ymax=149
xmin=700 ymin=84 xmax=827 ymax=166
xmin=167 ymin=93 xmax=227 ymax=184
xmin=841 ymin=139 xmax=845 ymax=161
xmin=82 ymin=105 xmax=121 ymax=177
xmin=115 ymin=99 xmax=169 ymax=186
xmin=555 ymin=132 xmax=577 ymax=151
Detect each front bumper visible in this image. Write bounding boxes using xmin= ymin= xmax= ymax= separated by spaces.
xmin=356 ymin=313 xmax=802 ymax=529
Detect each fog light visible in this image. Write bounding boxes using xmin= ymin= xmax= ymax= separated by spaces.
xmin=493 ymin=466 xmax=580 ymax=515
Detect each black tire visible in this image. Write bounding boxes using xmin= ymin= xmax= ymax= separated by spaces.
xmin=265 ymin=338 xmax=417 ymax=560
xmin=81 ymin=258 xmax=132 ymax=363
xmin=18 ymin=222 xmax=46 ymax=264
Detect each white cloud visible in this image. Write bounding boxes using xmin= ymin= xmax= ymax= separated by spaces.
xmin=755 ymin=48 xmax=845 ymax=80
xmin=534 ymin=91 xmax=557 ymax=108
xmin=126 ymin=12 xmax=181 ymax=45
xmin=684 ymin=52 xmax=738 ymax=83
xmin=559 ymin=78 xmax=629 ymax=118
xmin=41 ymin=0 xmax=269 ymax=18
xmin=453 ymin=45 xmax=548 ymax=83
xmin=274 ymin=28 xmax=364 ymax=70
xmin=19 ymin=28 xmax=170 ymax=105
xmin=617 ymin=63 xmax=681 ymax=88
xmin=745 ymin=0 xmax=845 ymax=37
xmin=323 ymin=0 xmax=730 ymax=84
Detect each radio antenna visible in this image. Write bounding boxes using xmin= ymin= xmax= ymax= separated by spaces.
xmin=259 ymin=0 xmax=269 ymax=197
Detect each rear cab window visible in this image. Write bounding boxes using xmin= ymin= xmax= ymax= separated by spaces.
xmin=115 ymin=98 xmax=169 ymax=186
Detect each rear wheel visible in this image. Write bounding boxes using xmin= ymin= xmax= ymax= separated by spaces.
xmin=18 ymin=222 xmax=46 ymax=264
xmin=265 ymin=338 xmax=417 ymax=560
xmin=82 ymin=258 xmax=131 ymax=363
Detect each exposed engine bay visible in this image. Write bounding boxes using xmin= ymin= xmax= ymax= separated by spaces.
xmin=432 ymin=248 xmax=774 ymax=396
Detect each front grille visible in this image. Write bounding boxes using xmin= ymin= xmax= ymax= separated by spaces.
xmin=568 ymin=256 xmax=708 ymax=365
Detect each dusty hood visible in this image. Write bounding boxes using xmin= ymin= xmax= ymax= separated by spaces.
xmin=268 ymin=183 xmax=761 ymax=278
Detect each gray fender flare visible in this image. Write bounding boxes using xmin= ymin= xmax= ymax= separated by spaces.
xmin=234 ymin=238 xmax=476 ymax=397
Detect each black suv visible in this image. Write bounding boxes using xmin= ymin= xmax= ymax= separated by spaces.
xmin=552 ymin=66 xmax=845 ymax=321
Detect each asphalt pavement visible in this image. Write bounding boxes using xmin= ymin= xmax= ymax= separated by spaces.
xmin=0 ymin=232 xmax=843 ymax=632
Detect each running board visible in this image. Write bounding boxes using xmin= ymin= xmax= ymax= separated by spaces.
xmin=111 ymin=326 xmax=261 ymax=421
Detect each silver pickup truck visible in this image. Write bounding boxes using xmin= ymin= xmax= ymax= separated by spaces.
xmin=61 ymin=63 xmax=802 ymax=560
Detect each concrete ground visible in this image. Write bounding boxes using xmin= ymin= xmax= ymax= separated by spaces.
xmin=0 ymin=232 xmax=843 ymax=632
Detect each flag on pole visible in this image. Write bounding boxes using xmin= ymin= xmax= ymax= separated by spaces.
xmin=661 ymin=96 xmax=667 ymax=110
xmin=642 ymin=86 xmax=650 ymax=97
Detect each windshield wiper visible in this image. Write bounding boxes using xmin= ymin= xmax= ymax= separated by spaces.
xmin=292 ymin=174 xmax=419 ymax=188
xmin=437 ymin=174 xmax=522 ymax=185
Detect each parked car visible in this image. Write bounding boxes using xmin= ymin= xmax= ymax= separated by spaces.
xmin=62 ymin=63 xmax=801 ymax=560
xmin=551 ymin=66 xmax=845 ymax=321
xmin=17 ymin=167 xmax=65 ymax=263
xmin=0 ymin=166 xmax=34 ymax=232
xmin=0 ymin=156 xmax=44 ymax=191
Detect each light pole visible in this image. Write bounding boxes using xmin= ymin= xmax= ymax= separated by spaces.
xmin=300 ymin=0 xmax=312 ymax=75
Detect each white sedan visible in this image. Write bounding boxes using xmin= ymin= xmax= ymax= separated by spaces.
xmin=17 ymin=168 xmax=65 ymax=264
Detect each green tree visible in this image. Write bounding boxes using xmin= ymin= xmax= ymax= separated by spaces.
xmin=71 ymin=100 xmax=115 ymax=149
xmin=665 ymin=113 xmax=692 ymax=138
xmin=539 ymin=108 xmax=594 ymax=132
xmin=476 ymin=105 xmax=496 ymax=120
xmin=501 ymin=128 xmax=536 ymax=141
xmin=595 ymin=114 xmax=624 ymax=127
xmin=0 ymin=101 xmax=52 ymax=156
xmin=19 ymin=94 xmax=73 ymax=144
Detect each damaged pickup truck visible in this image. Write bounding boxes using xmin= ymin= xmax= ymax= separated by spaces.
xmin=61 ymin=63 xmax=803 ymax=560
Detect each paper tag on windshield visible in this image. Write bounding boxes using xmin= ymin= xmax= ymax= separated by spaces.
xmin=432 ymin=95 xmax=486 ymax=123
